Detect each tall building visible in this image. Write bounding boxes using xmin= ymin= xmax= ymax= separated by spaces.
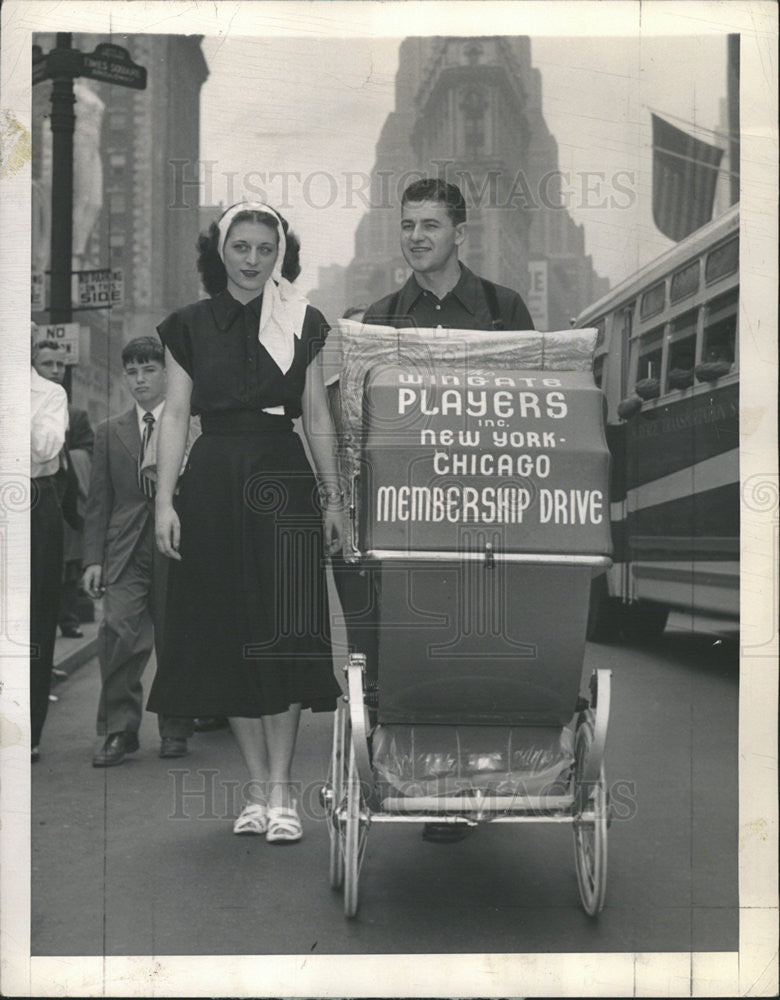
xmin=31 ymin=34 xmax=208 ymax=424
xmin=321 ymin=36 xmax=608 ymax=330
xmin=307 ymin=263 xmax=349 ymax=323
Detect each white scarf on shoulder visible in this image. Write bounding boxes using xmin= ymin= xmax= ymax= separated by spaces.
xmin=217 ymin=201 xmax=308 ymax=374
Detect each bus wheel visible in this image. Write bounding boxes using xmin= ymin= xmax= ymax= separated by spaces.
xmin=623 ymin=601 xmax=669 ymax=642
xmin=586 ymin=576 xmax=623 ymax=643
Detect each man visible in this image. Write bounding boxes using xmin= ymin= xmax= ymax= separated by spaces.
xmin=30 ymin=357 xmax=69 ymax=761
xmin=31 ymin=339 xmax=94 ymax=638
xmin=340 ymin=178 xmax=534 ymax=842
xmin=82 ymin=337 xmax=193 ymax=766
xmin=362 ymin=177 xmax=534 ymax=331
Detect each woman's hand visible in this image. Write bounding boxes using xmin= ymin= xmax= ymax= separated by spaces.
xmin=155 ymin=501 xmax=182 ymax=560
xmin=323 ymin=507 xmax=343 ymax=556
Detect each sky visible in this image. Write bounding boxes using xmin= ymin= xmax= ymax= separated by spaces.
xmin=200 ymin=33 xmax=730 ymax=297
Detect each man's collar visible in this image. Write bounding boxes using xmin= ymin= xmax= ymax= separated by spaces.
xmin=449 ymin=264 xmax=480 ymax=315
xmin=394 ymin=272 xmax=424 ymax=316
xmin=135 ymin=400 xmax=165 ymax=422
xmin=400 ymin=263 xmax=478 ymax=316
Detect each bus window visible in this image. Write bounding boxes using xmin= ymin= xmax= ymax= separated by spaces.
xmin=666 ymin=310 xmax=697 ymax=391
xmin=705 ymin=236 xmax=739 ymax=284
xmin=670 ymin=259 xmax=700 ymax=303
xmin=640 ymin=282 xmax=665 ymax=320
xmin=634 ymin=326 xmax=663 ymax=400
xmin=698 ymin=289 xmax=737 ymax=381
xmin=620 ymin=307 xmax=633 ymax=397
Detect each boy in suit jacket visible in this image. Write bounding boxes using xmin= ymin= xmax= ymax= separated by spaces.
xmin=82 ymin=337 xmax=192 ymax=766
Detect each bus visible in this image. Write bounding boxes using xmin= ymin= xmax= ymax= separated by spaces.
xmin=577 ymin=204 xmax=739 ymax=640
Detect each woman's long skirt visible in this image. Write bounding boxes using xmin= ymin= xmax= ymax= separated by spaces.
xmin=147 ymin=412 xmax=341 ymax=718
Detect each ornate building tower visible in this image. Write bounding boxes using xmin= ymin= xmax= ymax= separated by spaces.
xmin=324 ymin=35 xmax=608 ymax=330
xmin=410 ymin=37 xmax=533 ymax=294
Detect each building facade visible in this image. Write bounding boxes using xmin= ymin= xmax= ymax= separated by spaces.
xmin=315 ymin=36 xmax=608 ymax=330
xmin=31 ymin=33 xmax=208 ymax=424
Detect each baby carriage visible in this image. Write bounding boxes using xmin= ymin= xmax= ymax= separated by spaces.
xmin=321 ymin=323 xmax=613 ymax=917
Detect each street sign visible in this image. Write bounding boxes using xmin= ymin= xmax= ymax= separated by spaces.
xmin=32 ymin=42 xmax=147 ymax=90
xmin=527 ymin=260 xmax=549 ymax=331
xmin=34 ymin=322 xmax=80 ymax=364
xmin=73 ymin=268 xmax=124 ymax=310
xmin=80 ymin=44 xmax=147 ymax=90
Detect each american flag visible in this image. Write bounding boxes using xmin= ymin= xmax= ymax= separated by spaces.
xmin=651 ymin=114 xmax=724 ymax=242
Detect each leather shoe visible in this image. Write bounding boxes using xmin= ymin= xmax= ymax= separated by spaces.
xmin=60 ymin=626 xmax=84 ymax=638
xmin=422 ymin=822 xmax=475 ymax=844
xmin=159 ymin=737 xmax=189 ymax=759
xmin=92 ymin=731 xmax=139 ymax=767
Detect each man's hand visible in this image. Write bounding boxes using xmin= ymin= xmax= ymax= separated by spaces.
xmin=82 ymin=564 xmax=104 ymax=599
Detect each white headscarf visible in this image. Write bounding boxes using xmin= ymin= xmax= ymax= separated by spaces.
xmin=217 ymin=201 xmax=308 ymax=374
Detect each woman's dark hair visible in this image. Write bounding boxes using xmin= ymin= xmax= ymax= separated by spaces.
xmin=196 ymin=207 xmax=302 ymax=296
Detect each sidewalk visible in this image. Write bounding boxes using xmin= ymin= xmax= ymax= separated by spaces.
xmin=51 ymin=609 xmax=100 ymax=680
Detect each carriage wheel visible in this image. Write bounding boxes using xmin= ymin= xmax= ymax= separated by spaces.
xmin=343 ymin=745 xmax=369 ymax=918
xmin=573 ymin=720 xmax=608 ymax=916
xmin=327 ymin=697 xmax=348 ymax=889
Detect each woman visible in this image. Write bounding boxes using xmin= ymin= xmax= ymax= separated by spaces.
xmin=149 ymin=201 xmax=343 ymax=843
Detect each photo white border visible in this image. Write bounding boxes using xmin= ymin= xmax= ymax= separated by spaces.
xmin=2 ymin=2 xmax=777 ymax=996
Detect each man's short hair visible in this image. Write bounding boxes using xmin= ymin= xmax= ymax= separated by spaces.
xmin=401 ymin=178 xmax=467 ymax=226
xmin=31 ymin=339 xmax=61 ymax=362
xmin=121 ymin=336 xmax=165 ymax=367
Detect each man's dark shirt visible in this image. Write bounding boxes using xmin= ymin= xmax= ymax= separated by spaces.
xmin=362 ymin=263 xmax=535 ymax=331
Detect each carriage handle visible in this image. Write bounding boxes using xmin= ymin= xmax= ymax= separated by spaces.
xmin=361 ymin=551 xmax=612 ymax=567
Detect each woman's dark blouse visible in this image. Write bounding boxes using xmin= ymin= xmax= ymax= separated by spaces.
xmin=157 ymin=290 xmax=329 ymax=419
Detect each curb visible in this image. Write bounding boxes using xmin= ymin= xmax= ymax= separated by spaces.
xmin=53 ymin=632 xmax=98 ymax=679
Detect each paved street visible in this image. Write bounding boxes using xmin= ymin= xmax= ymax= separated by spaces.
xmin=32 ymin=617 xmax=738 ymax=957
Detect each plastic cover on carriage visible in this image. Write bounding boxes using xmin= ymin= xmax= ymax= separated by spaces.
xmin=331 ymin=320 xmax=611 ymax=804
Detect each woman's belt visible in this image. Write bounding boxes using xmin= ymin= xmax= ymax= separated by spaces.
xmin=200 ymin=410 xmax=294 ymax=435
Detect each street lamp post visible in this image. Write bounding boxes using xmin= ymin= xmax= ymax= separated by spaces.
xmin=45 ymin=33 xmax=78 ymax=395
xmin=32 ymin=34 xmax=147 ymax=398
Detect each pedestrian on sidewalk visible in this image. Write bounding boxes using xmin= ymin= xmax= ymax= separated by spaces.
xmin=82 ymin=337 xmax=193 ymax=767
xmin=30 ymin=357 xmax=69 ymax=762
xmin=149 ymin=201 xmax=343 ymax=843
xmin=31 ymin=339 xmax=95 ymax=639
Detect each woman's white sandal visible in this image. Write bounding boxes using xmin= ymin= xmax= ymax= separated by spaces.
xmin=233 ymin=801 xmax=268 ymax=835
xmin=265 ymin=803 xmax=302 ymax=843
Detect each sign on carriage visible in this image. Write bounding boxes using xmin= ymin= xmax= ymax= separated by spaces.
xmin=73 ymin=268 xmax=124 ymax=310
xmin=360 ymin=364 xmax=612 ymax=555
xmin=34 ymin=323 xmax=80 ymax=364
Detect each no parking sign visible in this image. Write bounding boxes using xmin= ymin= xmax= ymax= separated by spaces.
xmin=34 ymin=323 xmax=80 ymax=364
